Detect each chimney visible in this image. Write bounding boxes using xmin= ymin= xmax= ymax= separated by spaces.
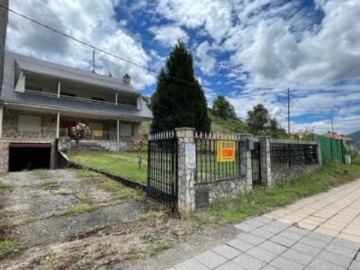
xmin=123 ymin=74 xmax=131 ymax=84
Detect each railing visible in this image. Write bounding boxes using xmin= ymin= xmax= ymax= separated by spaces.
xmin=25 ymin=89 xmax=138 ymax=109
xmin=270 ymin=140 xmax=318 ymax=171
xmin=195 ymin=132 xmax=242 ymax=184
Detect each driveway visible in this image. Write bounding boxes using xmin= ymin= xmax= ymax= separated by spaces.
xmin=168 ymin=179 xmax=360 ymax=270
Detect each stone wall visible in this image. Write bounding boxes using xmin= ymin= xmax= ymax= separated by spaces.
xmin=0 ymin=140 xmax=9 ymax=174
xmin=3 ymin=108 xmax=57 ymax=140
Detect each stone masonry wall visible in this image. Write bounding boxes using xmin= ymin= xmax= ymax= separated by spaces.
xmin=271 ymin=164 xmax=320 ymax=185
xmin=0 ymin=140 xmax=9 ymax=174
xmin=3 ymin=108 xmax=57 ymax=140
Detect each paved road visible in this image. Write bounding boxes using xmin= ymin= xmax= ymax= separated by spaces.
xmin=169 ymin=179 xmax=360 ymax=270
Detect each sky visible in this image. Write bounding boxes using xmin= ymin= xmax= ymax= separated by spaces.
xmin=5 ymin=0 xmax=360 ymax=135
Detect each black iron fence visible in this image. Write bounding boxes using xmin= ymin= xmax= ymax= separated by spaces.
xmin=147 ymin=131 xmax=178 ymax=212
xmin=270 ymin=140 xmax=318 ymax=171
xmin=195 ymin=133 xmax=242 ymax=184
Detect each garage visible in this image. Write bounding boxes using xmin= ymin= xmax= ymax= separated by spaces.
xmin=9 ymin=143 xmax=52 ymax=172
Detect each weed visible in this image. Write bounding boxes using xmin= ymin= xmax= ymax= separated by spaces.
xmin=40 ymin=255 xmax=55 ymax=266
xmin=151 ymin=241 xmax=170 ymax=255
xmin=39 ymin=180 xmax=59 ymax=190
xmin=0 ymin=238 xmax=21 ymax=259
xmin=100 ymin=179 xmax=142 ymax=201
xmin=54 ymin=189 xmax=73 ymax=196
xmin=6 ymin=216 xmax=40 ymax=227
xmin=0 ymin=181 xmax=12 ymax=192
xmin=66 ymin=204 xmax=93 ymax=215
xmin=80 ymin=196 xmax=93 ymax=204
xmin=75 ymin=169 xmax=98 ymax=179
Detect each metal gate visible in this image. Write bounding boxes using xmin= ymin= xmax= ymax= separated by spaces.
xmin=251 ymin=141 xmax=262 ymax=186
xmin=147 ymin=132 xmax=178 ymax=212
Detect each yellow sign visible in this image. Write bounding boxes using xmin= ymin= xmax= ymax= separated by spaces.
xmin=216 ymin=140 xmax=236 ymax=162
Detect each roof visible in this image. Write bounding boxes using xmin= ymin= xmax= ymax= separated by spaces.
xmin=324 ymin=131 xmax=353 ymax=141
xmin=0 ymin=51 xmax=152 ymax=120
xmin=9 ymin=52 xmax=138 ymax=93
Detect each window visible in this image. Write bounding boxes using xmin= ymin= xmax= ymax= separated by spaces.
xmin=17 ymin=115 xmax=42 ymax=133
xmin=120 ymin=123 xmax=133 ymax=137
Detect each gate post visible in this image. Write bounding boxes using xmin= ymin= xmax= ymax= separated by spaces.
xmin=259 ymin=136 xmax=273 ymax=186
xmin=175 ymin=127 xmax=196 ymax=214
xmin=238 ymin=134 xmax=253 ymax=191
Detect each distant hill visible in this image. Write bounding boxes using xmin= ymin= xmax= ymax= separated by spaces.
xmin=347 ymin=131 xmax=360 ymax=143
xmin=139 ymin=111 xmax=248 ymax=135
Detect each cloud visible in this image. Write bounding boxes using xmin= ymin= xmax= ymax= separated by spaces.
xmin=149 ymin=25 xmax=189 ymax=47
xmin=6 ymin=0 xmax=155 ymax=89
xmin=195 ymin=41 xmax=216 ymax=75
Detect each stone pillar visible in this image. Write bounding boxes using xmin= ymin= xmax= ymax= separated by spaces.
xmin=259 ymin=136 xmax=273 ymax=186
xmin=238 ymin=134 xmax=253 ymax=191
xmin=176 ymin=127 xmax=196 ymax=215
xmin=0 ymin=105 xmax=3 ymax=139
xmin=56 ymin=112 xmax=60 ymax=138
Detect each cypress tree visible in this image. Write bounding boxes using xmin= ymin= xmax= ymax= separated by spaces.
xmin=151 ymin=41 xmax=211 ymax=132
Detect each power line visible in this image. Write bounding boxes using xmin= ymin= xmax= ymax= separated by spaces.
xmin=290 ymin=93 xmax=312 ymax=114
xmin=0 ymin=3 xmax=197 ymax=85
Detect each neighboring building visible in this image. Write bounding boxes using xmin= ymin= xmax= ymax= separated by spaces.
xmin=0 ymin=52 xmax=152 ymax=173
xmin=0 ymin=0 xmax=9 ymax=92
xmin=324 ymin=131 xmax=358 ymax=153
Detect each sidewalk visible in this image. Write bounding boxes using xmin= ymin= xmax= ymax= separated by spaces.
xmin=169 ymin=179 xmax=360 ymax=270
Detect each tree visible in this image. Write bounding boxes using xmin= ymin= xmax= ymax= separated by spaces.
xmin=212 ymin=96 xmax=237 ymax=119
xmin=151 ymin=41 xmax=211 ymax=132
xmin=247 ymin=104 xmax=269 ymax=134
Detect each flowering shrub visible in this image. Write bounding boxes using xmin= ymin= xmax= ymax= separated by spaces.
xmin=70 ymin=123 xmax=91 ymax=145
xmin=131 ymin=135 xmax=147 ymax=169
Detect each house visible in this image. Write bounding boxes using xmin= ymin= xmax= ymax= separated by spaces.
xmin=324 ymin=131 xmax=358 ymax=153
xmin=0 ymin=51 xmax=152 ymax=172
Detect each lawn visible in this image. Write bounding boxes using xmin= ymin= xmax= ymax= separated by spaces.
xmin=209 ymin=160 xmax=360 ymax=223
xmin=68 ymin=151 xmax=148 ymax=184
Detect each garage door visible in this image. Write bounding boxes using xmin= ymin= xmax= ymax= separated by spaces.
xmin=9 ymin=143 xmax=51 ymax=172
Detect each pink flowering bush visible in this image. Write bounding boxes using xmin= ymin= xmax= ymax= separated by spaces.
xmin=131 ymin=135 xmax=147 ymax=169
xmin=70 ymin=123 xmax=91 ymax=145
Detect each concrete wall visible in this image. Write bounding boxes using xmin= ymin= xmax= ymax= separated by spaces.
xmin=271 ymin=164 xmax=320 ymax=185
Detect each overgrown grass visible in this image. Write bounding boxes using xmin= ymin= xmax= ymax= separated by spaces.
xmin=0 ymin=238 xmax=21 ymax=259
xmin=99 ymin=179 xmax=143 ymax=201
xmin=211 ymin=162 xmax=360 ymax=223
xmin=0 ymin=181 xmax=12 ymax=192
xmin=66 ymin=203 xmax=93 ymax=215
xmin=68 ymin=151 xmax=147 ymax=183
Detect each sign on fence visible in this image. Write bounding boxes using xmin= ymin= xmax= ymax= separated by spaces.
xmin=216 ymin=140 xmax=236 ymax=162
xmin=185 ymin=143 xmax=196 ymax=168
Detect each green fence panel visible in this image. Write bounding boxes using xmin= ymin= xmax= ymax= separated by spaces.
xmin=315 ymin=135 xmax=346 ymax=164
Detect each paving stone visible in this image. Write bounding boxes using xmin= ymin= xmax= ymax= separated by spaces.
xmin=242 ymin=219 xmax=267 ymax=229
xmin=259 ymin=241 xmax=288 ymax=255
xmin=194 ymin=251 xmax=228 ymax=269
xmin=268 ymin=221 xmax=291 ymax=229
xmin=278 ymin=230 xmax=304 ymax=241
xmin=308 ymin=258 xmax=346 ymax=270
xmin=270 ymin=235 xmax=297 ymax=247
xmin=215 ymin=260 xmax=244 ymax=270
xmin=174 ymin=259 xmax=209 ymax=270
xmin=307 ymin=231 xmax=334 ymax=243
xmin=318 ymin=250 xmax=353 ymax=268
xmin=286 ymin=226 xmax=310 ymax=236
xmin=234 ymin=223 xmax=256 ymax=232
xmin=349 ymin=260 xmax=360 ymax=270
xmin=270 ymin=256 xmax=304 ymax=270
xmin=250 ymin=229 xmax=275 ymax=240
xmin=324 ymin=243 xmax=358 ymax=258
xmin=213 ymin=244 xmax=242 ymax=260
xmin=232 ymin=253 xmax=266 ymax=270
xmin=227 ymin=238 xmax=255 ymax=252
xmin=298 ymin=237 xmax=328 ymax=249
xmin=261 ymin=266 xmax=279 ymax=270
xmin=281 ymin=249 xmax=314 ymax=265
xmin=246 ymin=246 xmax=278 ymax=263
xmin=238 ymin=233 xmax=266 ymax=245
xmin=262 ymin=224 xmax=286 ymax=234
xmin=291 ymin=242 xmax=322 ymax=256
xmin=330 ymin=237 xmax=360 ymax=250
xmin=251 ymin=216 xmax=272 ymax=225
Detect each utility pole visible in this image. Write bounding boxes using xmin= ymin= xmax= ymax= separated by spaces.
xmin=287 ymin=88 xmax=290 ymax=134
xmin=92 ymin=50 xmax=95 ymax=73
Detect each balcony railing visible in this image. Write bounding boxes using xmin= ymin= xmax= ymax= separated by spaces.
xmin=25 ymin=89 xmax=138 ymax=109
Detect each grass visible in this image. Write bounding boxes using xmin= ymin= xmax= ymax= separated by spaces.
xmin=39 ymin=180 xmax=59 ymax=190
xmin=66 ymin=203 xmax=94 ymax=215
xmin=40 ymin=255 xmax=55 ymax=266
xmin=0 ymin=181 xmax=12 ymax=192
xmin=0 ymin=238 xmax=21 ymax=259
xmin=99 ymin=179 xmax=143 ymax=201
xmin=150 ymin=241 xmax=170 ymax=255
xmin=80 ymin=196 xmax=93 ymax=204
xmin=210 ymin=161 xmax=360 ymax=223
xmin=75 ymin=169 xmax=99 ymax=179
xmin=68 ymin=151 xmax=147 ymax=183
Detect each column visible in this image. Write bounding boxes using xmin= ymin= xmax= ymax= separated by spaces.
xmin=175 ymin=127 xmax=196 ymax=214
xmin=117 ymin=119 xmax=120 ymax=151
xmin=56 ymin=112 xmax=60 ymax=138
xmin=115 ymin=92 xmax=118 ymax=106
xmin=57 ymin=81 xmax=61 ymax=98
xmin=0 ymin=105 xmax=3 ymax=138
xmin=259 ymin=136 xmax=273 ymax=186
xmin=238 ymin=134 xmax=253 ymax=191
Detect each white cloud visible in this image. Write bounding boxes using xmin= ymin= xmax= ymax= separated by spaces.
xmin=149 ymin=25 xmax=188 ymax=47
xmin=196 ymin=41 xmax=216 ymax=75
xmin=6 ymin=0 xmax=155 ymax=89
